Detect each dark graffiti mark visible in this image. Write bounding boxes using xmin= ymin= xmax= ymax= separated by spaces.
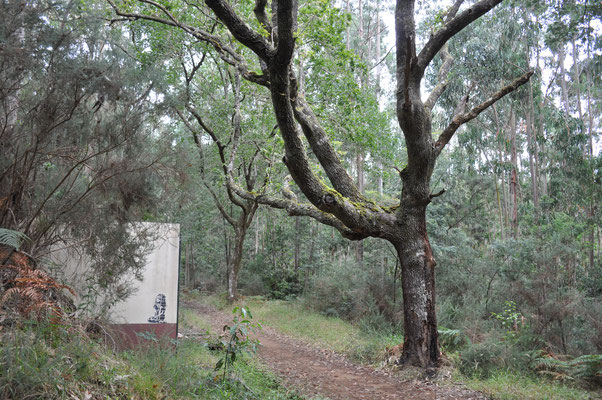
xmin=148 ymin=293 xmax=166 ymax=323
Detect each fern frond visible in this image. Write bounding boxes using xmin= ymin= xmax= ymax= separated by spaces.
xmin=0 ymin=228 xmax=29 ymax=250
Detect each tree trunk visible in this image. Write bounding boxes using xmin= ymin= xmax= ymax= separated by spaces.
xmin=395 ymin=202 xmax=439 ymax=368
xmin=227 ymin=227 xmax=247 ymax=303
xmin=558 ymin=46 xmax=570 ymax=113
xmin=294 ymin=216 xmax=301 ymax=272
xmin=355 ymin=152 xmax=364 ymax=262
xmin=509 ymin=109 xmax=519 ymax=237
xmin=395 ymin=94 xmax=439 ymax=367
xmin=526 ymin=97 xmax=538 ymax=209
xmin=185 ymin=243 xmax=191 ymax=288
xmin=586 ymin=67 xmax=595 ymax=271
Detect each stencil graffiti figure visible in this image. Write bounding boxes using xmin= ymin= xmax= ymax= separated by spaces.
xmin=148 ymin=293 xmax=166 ymax=323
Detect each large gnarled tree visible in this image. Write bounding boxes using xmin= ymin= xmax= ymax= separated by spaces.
xmin=109 ymin=0 xmax=532 ymax=367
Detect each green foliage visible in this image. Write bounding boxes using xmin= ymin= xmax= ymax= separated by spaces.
xmin=463 ymin=370 xmax=595 ymax=400
xmin=532 ymin=353 xmax=602 ymax=387
xmin=0 ymin=229 xmax=29 ymax=250
xmin=491 ymin=300 xmax=524 ymax=340
xmin=215 ymin=306 xmax=261 ymax=381
xmin=0 ymin=318 xmax=134 ymax=399
xmin=438 ymin=327 xmax=469 ymax=352
xmin=459 ymin=338 xmax=532 ymax=378
xmin=0 ymin=0 xmax=169 ymax=308
xmin=0 ymin=306 xmax=305 ymax=399
xmin=264 ymin=270 xmax=303 ymax=300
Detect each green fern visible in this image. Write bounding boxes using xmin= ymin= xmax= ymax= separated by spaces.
xmin=533 ymin=353 xmax=602 ymax=385
xmin=438 ymin=327 xmax=468 ymax=351
xmin=0 ymin=228 xmax=29 ymax=250
xmin=569 ymin=354 xmax=602 ymax=382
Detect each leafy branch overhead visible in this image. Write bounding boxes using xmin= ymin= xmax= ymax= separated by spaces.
xmin=108 ymin=0 xmax=531 ymax=241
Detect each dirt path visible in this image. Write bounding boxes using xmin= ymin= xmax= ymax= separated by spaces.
xmin=181 ymin=301 xmax=488 ymax=400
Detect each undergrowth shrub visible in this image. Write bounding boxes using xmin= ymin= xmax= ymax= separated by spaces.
xmin=532 ymin=353 xmax=602 ymax=388
xmin=301 ymin=259 xmax=402 ymax=327
xmin=438 ymin=327 xmax=469 ymax=352
xmin=0 ymin=246 xmax=75 ymax=325
xmin=264 ymin=270 xmax=302 ymax=300
xmin=0 ymin=318 xmax=133 ymax=399
xmin=460 ymin=340 xmax=509 ymax=378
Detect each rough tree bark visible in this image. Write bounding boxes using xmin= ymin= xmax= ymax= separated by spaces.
xmin=110 ymin=0 xmax=533 ymax=368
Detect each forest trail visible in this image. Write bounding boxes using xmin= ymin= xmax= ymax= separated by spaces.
xmin=181 ymin=301 xmax=488 ymax=400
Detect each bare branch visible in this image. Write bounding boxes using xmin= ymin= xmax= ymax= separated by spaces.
xmin=107 ymin=0 xmax=269 ymax=87
xmin=174 ymin=108 xmax=205 ymax=175
xmin=450 ymin=80 xmax=476 ymax=117
xmin=424 ymin=43 xmax=453 ymax=112
xmin=446 ymin=0 xmax=466 ymax=22
xmin=434 ymin=70 xmax=534 ymax=155
xmin=203 ymin=179 xmax=238 ymax=227
xmin=416 ymin=0 xmax=503 ymax=78
xmin=429 ymin=189 xmax=445 ymax=200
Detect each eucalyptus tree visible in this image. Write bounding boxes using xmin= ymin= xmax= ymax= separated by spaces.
xmin=109 ymin=0 xmax=533 ymax=367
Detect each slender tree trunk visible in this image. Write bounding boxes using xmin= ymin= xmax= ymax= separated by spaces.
xmin=526 ymin=96 xmax=538 ymax=209
xmin=375 ymin=2 xmax=383 ymax=196
xmin=536 ymin=48 xmax=548 ymax=198
xmin=227 ymin=226 xmax=246 ymax=302
xmin=509 ymin=109 xmax=519 ymax=237
xmin=294 ymin=216 xmax=300 ymax=272
xmin=558 ymin=46 xmax=570 ymax=113
xmin=571 ymin=38 xmax=583 ymax=121
xmin=495 ymin=178 xmax=505 ymax=239
xmin=355 ymin=152 xmax=364 ymax=262
xmin=345 ymin=0 xmax=350 ymax=50
xmin=526 ymin=40 xmax=539 ymax=210
xmin=185 ymin=244 xmax=191 ymax=288
xmin=586 ymin=68 xmax=595 ymax=271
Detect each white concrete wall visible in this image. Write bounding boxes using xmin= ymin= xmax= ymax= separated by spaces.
xmin=111 ymin=223 xmax=180 ymax=324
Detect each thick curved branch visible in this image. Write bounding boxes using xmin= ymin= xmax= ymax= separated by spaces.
xmin=205 ymin=0 xmax=274 ymax=61
xmin=416 ymin=0 xmax=503 ymax=78
xmin=434 ymin=70 xmax=534 ymax=155
xmin=253 ymin=0 xmax=272 ymax=37
xmin=274 ymin=0 xmax=296 ymax=68
xmin=226 ymin=176 xmax=367 ymax=240
xmin=291 ymin=93 xmax=361 ymax=201
xmin=395 ymin=0 xmax=418 ymax=109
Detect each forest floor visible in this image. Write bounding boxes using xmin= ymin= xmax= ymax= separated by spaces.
xmin=181 ymin=300 xmax=488 ymax=400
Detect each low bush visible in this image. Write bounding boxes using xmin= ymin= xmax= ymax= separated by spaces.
xmin=264 ymin=270 xmax=302 ymax=300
